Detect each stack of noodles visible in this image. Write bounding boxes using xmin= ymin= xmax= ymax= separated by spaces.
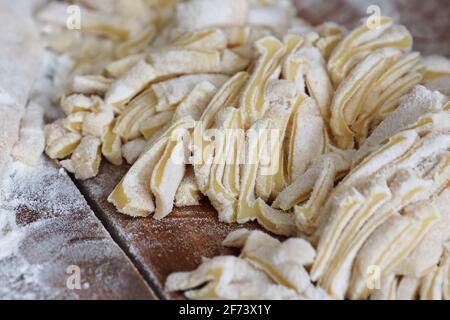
xmin=37 ymin=0 xmax=450 ymax=299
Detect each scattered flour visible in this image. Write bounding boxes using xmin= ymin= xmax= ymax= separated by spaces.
xmin=0 ymin=209 xmax=22 ymax=261
xmin=0 ymin=159 xmax=151 ymax=299
xmin=0 ymin=5 xmax=152 ymax=297
xmin=0 ymin=159 xmax=81 ymax=299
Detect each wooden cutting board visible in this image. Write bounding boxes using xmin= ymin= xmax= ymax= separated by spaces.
xmin=1 ymin=0 xmax=449 ymax=300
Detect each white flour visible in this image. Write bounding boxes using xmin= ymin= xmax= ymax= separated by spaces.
xmin=0 ymin=209 xmax=22 ymax=261
xmin=0 ymin=162 xmax=25 ymax=260
xmin=0 ymin=158 xmax=150 ymax=299
xmin=0 ymin=46 xmax=77 ymax=264
xmin=0 ymin=19 xmax=152 ymax=296
xmin=0 ymin=160 xmax=74 ymax=299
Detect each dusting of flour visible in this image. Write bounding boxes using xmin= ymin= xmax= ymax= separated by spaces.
xmin=0 ymin=160 xmax=79 ymax=299
xmin=0 ymin=207 xmax=22 ymax=261
xmin=0 ymin=159 xmax=152 ymax=299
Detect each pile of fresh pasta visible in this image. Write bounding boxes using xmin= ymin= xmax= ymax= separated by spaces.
xmin=37 ymin=0 xmax=450 ymax=299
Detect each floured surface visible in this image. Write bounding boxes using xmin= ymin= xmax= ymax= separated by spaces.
xmin=75 ymin=161 xmax=260 ymax=298
xmin=0 ymin=157 xmax=155 ymax=299
xmin=0 ymin=0 xmax=42 ymax=107
xmin=0 ymin=0 xmax=44 ymax=176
